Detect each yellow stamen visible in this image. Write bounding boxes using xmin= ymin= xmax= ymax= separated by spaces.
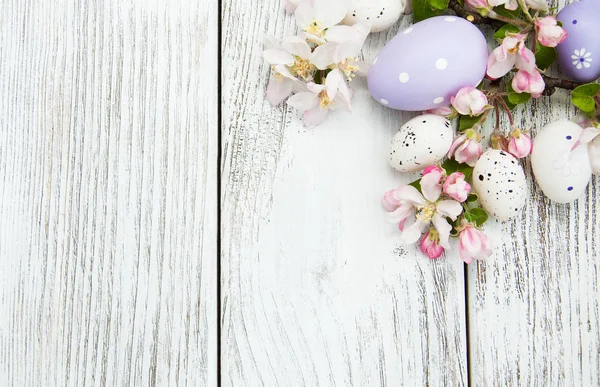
xmin=290 ymin=57 xmax=314 ymax=81
xmin=416 ymin=203 xmax=436 ymax=223
xmin=318 ymin=90 xmax=333 ymax=109
xmin=304 ymin=19 xmax=324 ymax=36
xmin=339 ymin=57 xmax=359 ymax=81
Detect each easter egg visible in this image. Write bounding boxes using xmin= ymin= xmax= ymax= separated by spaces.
xmin=531 ymin=120 xmax=592 ymax=203
xmin=473 ymin=149 xmax=527 ymax=221
xmin=368 ymin=16 xmax=488 ymax=111
xmin=388 ymin=114 xmax=453 ymax=172
xmin=589 ymin=135 xmax=600 ymax=175
xmin=557 ymin=0 xmax=600 ymax=82
xmin=343 ymin=0 xmax=404 ymax=33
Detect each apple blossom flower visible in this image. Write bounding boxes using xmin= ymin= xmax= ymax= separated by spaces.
xmin=383 ymin=178 xmax=463 ymax=249
xmin=458 ymin=224 xmax=493 ymax=264
xmin=451 ymin=87 xmax=489 ymax=116
xmin=448 ymin=129 xmax=484 ymax=166
xmin=487 ymin=34 xmax=536 ymax=80
xmin=282 ymin=0 xmax=312 ymax=13
xmin=266 ymin=65 xmax=307 ymax=105
xmin=295 ymin=0 xmax=347 ymax=44
xmin=526 ymin=0 xmax=548 ymax=11
xmin=287 ymin=81 xmax=352 ymax=126
xmin=512 ymin=69 xmax=545 ymax=98
xmin=507 ymin=128 xmax=533 ymax=158
xmin=443 ymin=172 xmax=472 ymax=202
xmin=535 ymin=17 xmax=567 ymax=48
xmin=465 ymin=0 xmax=493 ymax=15
xmin=420 ymin=229 xmax=444 ymax=259
xmin=488 ymin=0 xmax=517 ymax=10
xmin=426 ymin=105 xmax=455 ymax=118
xmin=263 ymin=36 xmax=317 ymax=81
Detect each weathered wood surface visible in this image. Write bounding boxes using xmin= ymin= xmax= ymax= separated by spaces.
xmin=221 ymin=2 xmax=468 ymax=385
xmin=0 ymin=1 xmax=218 ymax=386
xmin=468 ymin=90 xmax=600 ymax=386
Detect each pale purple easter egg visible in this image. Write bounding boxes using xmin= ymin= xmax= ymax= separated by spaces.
xmin=557 ymin=0 xmax=600 ymax=82
xmin=368 ymin=16 xmax=488 ymax=111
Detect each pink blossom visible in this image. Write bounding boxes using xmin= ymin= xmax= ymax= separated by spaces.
xmin=382 ymin=181 xmax=463 ymax=249
xmin=448 ymin=129 xmax=484 ymax=166
xmin=451 ymin=87 xmax=489 ymax=116
xmin=420 ymin=229 xmax=444 ymax=259
xmin=458 ymin=225 xmax=493 ymax=264
xmin=507 ymin=128 xmax=533 ymax=158
xmin=535 ymin=17 xmax=567 ymax=48
xmin=486 ymin=34 xmax=536 ymax=80
xmin=465 ymin=0 xmax=492 ymax=15
xmin=443 ymin=172 xmax=472 ymax=202
xmin=512 ymin=69 xmax=545 ymax=98
xmin=426 ymin=105 xmax=455 ymax=118
xmin=488 ymin=0 xmax=517 ymax=10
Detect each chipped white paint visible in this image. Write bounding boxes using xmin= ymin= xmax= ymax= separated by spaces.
xmin=0 ymin=1 xmax=218 ymax=386
xmin=221 ymin=2 xmax=467 ymax=386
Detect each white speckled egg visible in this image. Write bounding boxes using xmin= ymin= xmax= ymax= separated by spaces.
xmin=388 ymin=114 xmax=453 ymax=172
xmin=344 ymin=0 xmax=404 ymax=33
xmin=473 ymin=149 xmax=527 ymax=221
xmin=531 ymin=120 xmax=592 ymax=203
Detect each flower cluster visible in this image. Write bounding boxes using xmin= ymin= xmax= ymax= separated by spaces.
xmin=383 ymin=165 xmax=492 ymax=263
xmin=264 ymin=0 xmax=370 ymax=126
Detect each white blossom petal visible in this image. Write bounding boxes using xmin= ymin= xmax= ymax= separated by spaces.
xmin=263 ymin=49 xmax=295 ymax=65
xmin=399 ymin=219 xmax=427 ymax=245
xmin=283 ymin=36 xmax=312 ymax=59
xmin=314 ymin=0 xmax=346 ymax=28
xmin=294 ymin=2 xmax=313 ymax=29
xmin=393 ymin=185 xmax=427 ymax=206
xmin=266 ymin=77 xmax=293 ymax=105
xmin=310 ymin=42 xmax=339 ymax=70
xmin=326 ymin=69 xmax=344 ymax=100
xmin=303 ymin=107 xmax=329 ymax=126
xmin=287 ymin=92 xmax=319 ymax=111
xmin=436 ymin=200 xmax=463 ymax=220
xmin=432 ymin=214 xmax=452 ymax=250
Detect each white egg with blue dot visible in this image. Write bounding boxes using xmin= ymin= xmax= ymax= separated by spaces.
xmin=531 ymin=120 xmax=592 ymax=203
xmin=343 ymin=0 xmax=404 ymax=33
xmin=473 ymin=149 xmax=527 ymax=221
xmin=388 ymin=114 xmax=453 ymax=172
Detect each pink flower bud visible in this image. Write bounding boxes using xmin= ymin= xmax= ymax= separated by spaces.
xmin=465 ymin=0 xmax=492 ymax=14
xmin=507 ymin=128 xmax=533 ymax=158
xmin=420 ymin=229 xmax=444 ymax=259
xmin=490 ymin=132 xmax=509 ymax=151
xmin=535 ymin=16 xmax=567 ymax=48
xmin=443 ymin=172 xmax=472 ymax=202
xmin=512 ymin=69 xmax=545 ymax=98
xmin=448 ymin=130 xmax=484 ymax=167
xmin=451 ymin=87 xmax=488 ymax=116
xmin=426 ymin=105 xmax=455 ymax=118
xmin=458 ymin=225 xmax=493 ymax=264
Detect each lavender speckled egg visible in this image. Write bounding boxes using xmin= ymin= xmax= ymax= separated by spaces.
xmin=557 ymin=0 xmax=600 ymax=82
xmin=531 ymin=120 xmax=592 ymax=203
xmin=368 ymin=16 xmax=488 ymax=111
xmin=343 ymin=0 xmax=404 ymax=33
xmin=388 ymin=114 xmax=453 ymax=172
xmin=473 ymin=149 xmax=527 ymax=221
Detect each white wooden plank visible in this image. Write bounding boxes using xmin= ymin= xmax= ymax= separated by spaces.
xmin=467 ymin=88 xmax=600 ymax=385
xmin=221 ymin=3 xmax=468 ymax=385
xmin=0 ymin=1 xmax=218 ymax=385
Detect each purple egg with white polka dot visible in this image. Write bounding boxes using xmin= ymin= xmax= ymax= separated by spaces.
xmin=557 ymin=0 xmax=600 ymax=82
xmin=367 ymin=16 xmax=488 ymax=111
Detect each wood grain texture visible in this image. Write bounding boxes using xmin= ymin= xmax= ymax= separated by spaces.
xmin=220 ymin=3 xmax=467 ymax=385
xmin=468 ymin=88 xmax=600 ymax=386
xmin=0 ymin=1 xmax=218 ymax=386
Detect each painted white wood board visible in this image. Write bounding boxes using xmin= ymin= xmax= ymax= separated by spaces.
xmin=468 ymin=88 xmax=600 ymax=386
xmin=220 ymin=2 xmax=468 ymax=385
xmin=0 ymin=1 xmax=218 ymax=386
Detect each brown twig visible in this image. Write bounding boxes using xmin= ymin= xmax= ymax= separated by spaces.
xmin=541 ymin=74 xmax=584 ymax=96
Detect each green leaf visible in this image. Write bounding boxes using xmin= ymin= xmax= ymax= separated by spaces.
xmin=494 ymin=24 xmax=520 ymax=40
xmin=572 ymin=95 xmax=596 ymax=113
xmin=492 ymin=6 xmax=521 ymax=18
xmin=467 ymin=193 xmax=479 ymax=202
xmin=507 ymin=91 xmax=531 ymax=105
xmin=441 ymin=159 xmax=474 ymax=180
xmin=535 ymin=44 xmax=557 ymax=71
xmin=413 ymin=0 xmax=443 ymax=21
xmin=408 ymin=179 xmax=422 ymax=193
xmin=572 ymin=83 xmax=600 ymax=97
xmin=465 ymin=208 xmax=489 ymax=227
xmin=456 ymin=0 xmax=464 ymax=5
xmin=458 ymin=114 xmax=484 ymax=131
xmin=430 ymin=0 xmax=450 ymax=10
